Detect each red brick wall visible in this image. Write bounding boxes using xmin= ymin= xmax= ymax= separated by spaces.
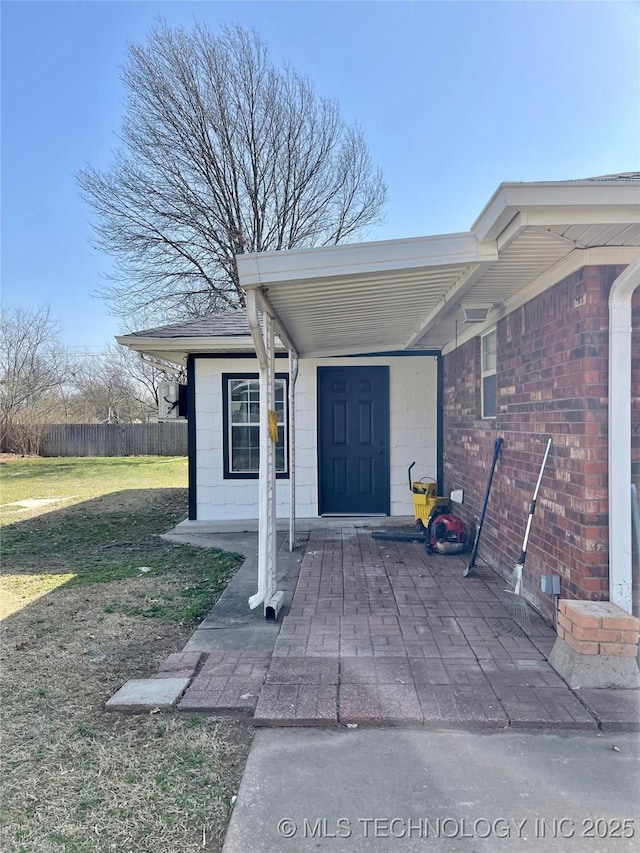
xmin=443 ymin=265 xmax=633 ymax=621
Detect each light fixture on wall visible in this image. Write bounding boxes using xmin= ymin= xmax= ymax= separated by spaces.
xmin=460 ymin=303 xmax=494 ymax=324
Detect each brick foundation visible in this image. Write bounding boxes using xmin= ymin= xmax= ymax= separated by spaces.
xmin=443 ymin=265 xmax=638 ymax=621
xmin=557 ymin=600 xmax=639 ymax=656
xmin=548 ymin=599 xmax=640 ymax=689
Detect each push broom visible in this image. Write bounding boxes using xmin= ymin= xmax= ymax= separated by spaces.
xmin=503 ymin=438 xmax=552 ymax=632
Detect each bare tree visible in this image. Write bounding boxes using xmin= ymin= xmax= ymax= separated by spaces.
xmin=0 ymin=305 xmax=74 ymax=453
xmin=68 ymin=360 xmax=146 ymax=424
xmin=78 ymin=21 xmax=387 ymax=325
xmin=104 ymin=343 xmax=185 ymax=411
xmin=65 ymin=344 xmax=184 ymax=424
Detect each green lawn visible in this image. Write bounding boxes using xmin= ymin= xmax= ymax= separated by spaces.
xmin=0 ymin=456 xmax=250 ymax=853
xmin=1 ymin=455 xmax=188 ymax=507
xmin=1 ymin=457 xmax=240 ymax=621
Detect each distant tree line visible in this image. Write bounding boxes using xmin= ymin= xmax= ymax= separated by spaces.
xmin=0 ymin=305 xmax=182 ymax=455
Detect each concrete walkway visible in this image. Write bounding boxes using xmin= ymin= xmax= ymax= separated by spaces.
xmin=222 ymin=728 xmax=640 ymax=852
xmin=150 ymin=526 xmax=638 ymax=731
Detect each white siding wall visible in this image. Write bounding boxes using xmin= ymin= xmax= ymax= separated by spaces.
xmin=194 ymin=355 xmax=438 ymax=520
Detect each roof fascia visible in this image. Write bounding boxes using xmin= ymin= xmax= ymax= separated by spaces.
xmin=237 ymin=232 xmax=495 ymax=288
xmin=518 ymin=206 xmax=640 ymax=229
xmin=473 ymin=182 xmax=640 ymax=242
xmin=116 ymin=334 xmax=257 ymax=352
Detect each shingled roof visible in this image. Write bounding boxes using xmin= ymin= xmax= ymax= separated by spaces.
xmin=521 ymin=172 xmax=640 ymax=185
xmin=128 ymin=309 xmax=251 ymax=339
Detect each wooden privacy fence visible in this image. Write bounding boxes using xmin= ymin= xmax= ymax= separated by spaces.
xmin=40 ymin=422 xmax=188 ymax=457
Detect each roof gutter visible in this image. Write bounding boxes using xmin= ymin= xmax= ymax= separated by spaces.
xmin=608 ymin=254 xmax=640 ymax=613
xmin=136 ymin=352 xmax=183 ymax=374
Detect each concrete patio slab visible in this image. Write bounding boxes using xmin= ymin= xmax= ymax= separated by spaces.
xmin=179 ymin=674 xmax=265 ymax=713
xmin=264 ymin=656 xmax=340 ymax=685
xmin=176 ymin=651 xmax=272 ymax=714
xmin=254 ymin=683 xmax=338 ymax=726
xmin=478 ymin=659 xmax=567 ymax=689
xmin=339 ymin=656 xmax=414 ymax=685
xmin=183 ymin=625 xmax=281 ymax=653
xmin=339 ymin=683 xmax=423 ymax=726
xmin=222 ymin=729 xmax=640 ymax=853
xmin=105 ymin=677 xmax=190 ymax=711
xmin=494 ymin=686 xmax=597 ymax=730
xmin=408 ymin=657 xmax=491 ymax=686
xmin=575 ymin=688 xmax=640 ymax=731
xmin=154 ymin=651 xmax=204 ymax=678
xmin=416 ymin=684 xmax=508 ymax=729
xmin=198 ymin=650 xmax=272 ymax=678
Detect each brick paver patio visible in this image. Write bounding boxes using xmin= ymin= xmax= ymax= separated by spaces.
xmin=172 ymin=527 xmax=638 ymax=730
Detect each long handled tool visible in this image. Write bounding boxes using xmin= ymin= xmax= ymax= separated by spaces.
xmin=463 ymin=437 xmax=503 ymax=578
xmin=503 ymin=438 xmax=553 ymax=631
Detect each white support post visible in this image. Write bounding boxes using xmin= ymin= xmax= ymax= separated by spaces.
xmin=289 ymin=351 xmax=298 ymax=552
xmin=263 ymin=310 xmax=277 ymax=609
xmin=245 ymin=284 xmax=297 ymax=620
xmin=247 ymin=291 xmax=268 ymax=611
xmin=608 ymin=255 xmax=640 ymax=614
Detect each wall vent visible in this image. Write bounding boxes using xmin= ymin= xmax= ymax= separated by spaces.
xmin=461 ymin=305 xmax=492 ymax=324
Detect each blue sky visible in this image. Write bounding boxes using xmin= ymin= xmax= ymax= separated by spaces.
xmin=2 ymin=1 xmax=639 ymax=349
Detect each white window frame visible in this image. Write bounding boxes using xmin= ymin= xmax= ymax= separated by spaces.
xmin=223 ymin=373 xmax=289 ymax=478
xmin=481 ymin=329 xmax=497 ymax=419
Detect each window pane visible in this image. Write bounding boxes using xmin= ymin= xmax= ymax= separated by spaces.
xmin=231 ymin=402 xmax=248 ymax=423
xmin=232 ymin=445 xmax=260 ymax=472
xmin=231 ymin=425 xmax=259 ymax=472
xmin=482 ymin=331 xmax=496 ymax=373
xmin=483 ymin=375 xmax=497 ymax=418
xmin=227 ymin=377 xmax=288 ymax=475
xmin=230 ymin=379 xmax=249 ymax=400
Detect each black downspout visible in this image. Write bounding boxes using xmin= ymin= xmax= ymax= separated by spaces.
xmin=187 ymin=355 xmax=197 ymax=521
xmin=436 ymin=353 xmax=444 ymax=495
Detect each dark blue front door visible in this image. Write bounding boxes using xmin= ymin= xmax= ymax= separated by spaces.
xmin=317 ymin=366 xmax=390 ymax=515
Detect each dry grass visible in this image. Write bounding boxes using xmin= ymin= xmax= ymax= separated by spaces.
xmin=1 ymin=457 xmax=252 ymax=852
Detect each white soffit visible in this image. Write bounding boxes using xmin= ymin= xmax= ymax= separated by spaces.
xmin=231 ymin=179 xmax=640 ymax=357
xmin=460 ymin=228 xmax=570 ymax=304
xmin=237 ymin=232 xmax=498 ymax=357
xmin=262 ymin=264 xmax=481 ymax=357
xmin=546 ymin=222 xmax=640 ymax=247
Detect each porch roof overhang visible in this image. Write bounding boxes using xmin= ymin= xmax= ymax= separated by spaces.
xmin=112 ymin=336 xmax=265 ymax=367
xmin=236 ymin=179 xmax=640 ymax=359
